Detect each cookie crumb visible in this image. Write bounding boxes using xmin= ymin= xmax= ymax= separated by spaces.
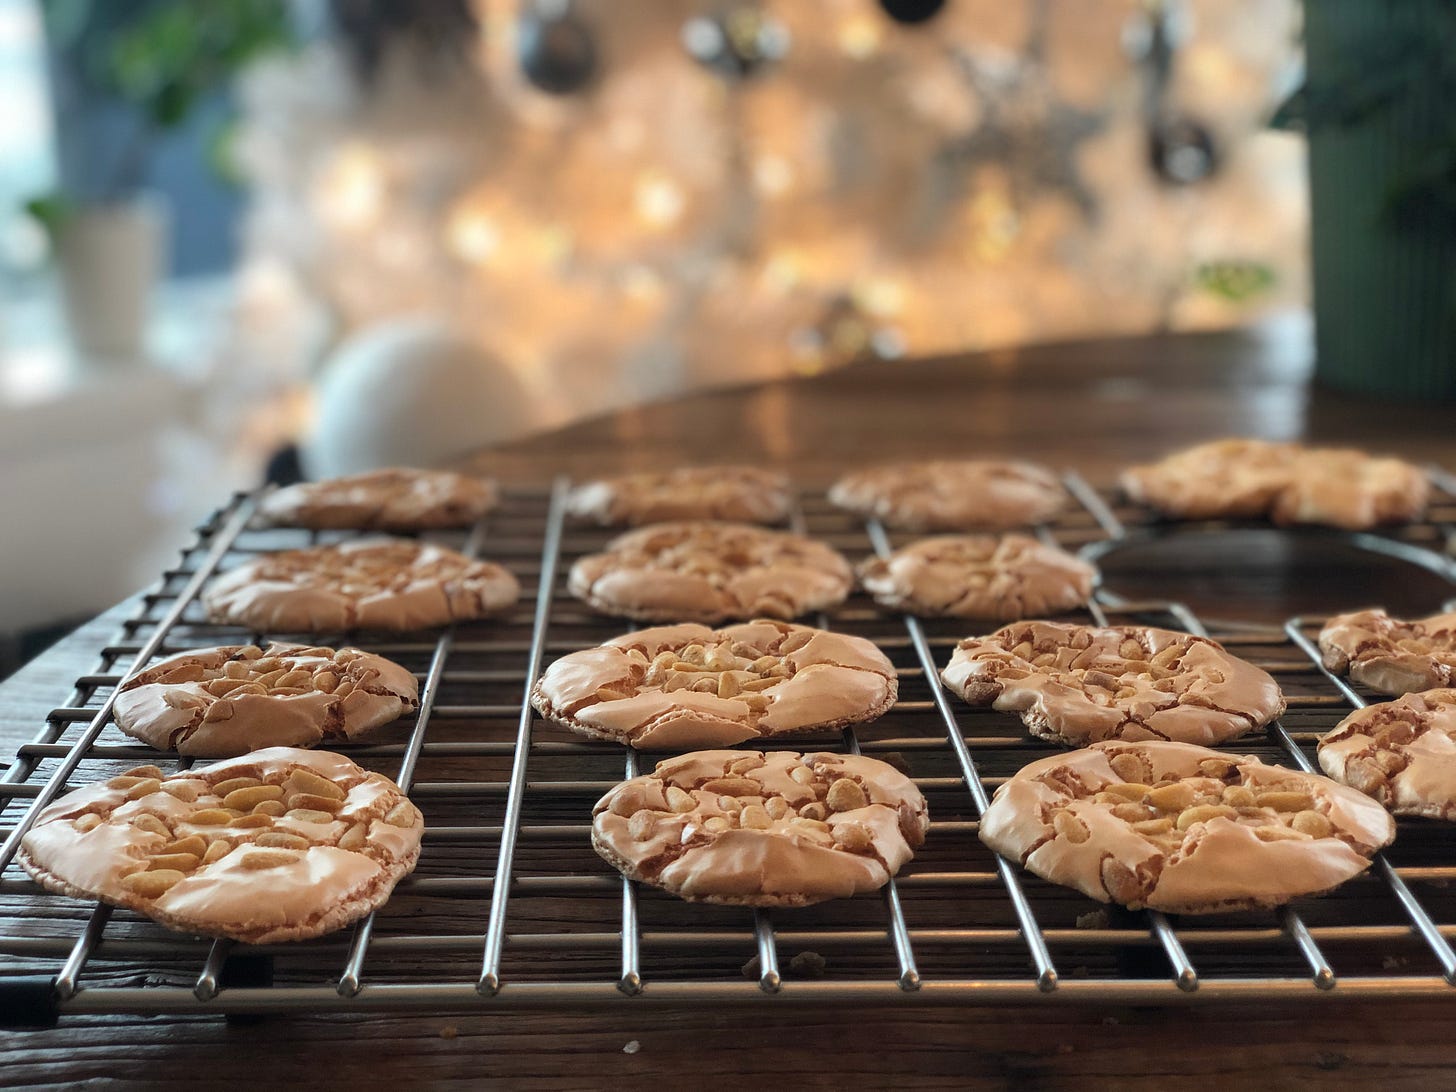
xmin=623 ymin=1040 xmax=641 ymax=1055
xmin=1381 ymin=955 xmax=1408 ymax=970
xmin=741 ymin=955 xmax=761 ymax=979
xmin=439 ymin=1025 xmax=457 ymax=1040
xmin=1075 ymin=909 xmax=1110 ymax=930
xmin=789 ymin=950 xmax=827 ymax=978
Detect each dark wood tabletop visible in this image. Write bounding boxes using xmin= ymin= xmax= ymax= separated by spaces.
xmin=4 ymin=316 xmax=1456 ymax=1089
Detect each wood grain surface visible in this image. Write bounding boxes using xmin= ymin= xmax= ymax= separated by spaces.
xmin=4 ymin=318 xmax=1456 ymax=1088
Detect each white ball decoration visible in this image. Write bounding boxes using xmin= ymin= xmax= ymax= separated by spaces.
xmin=302 ymin=317 xmax=537 ymax=478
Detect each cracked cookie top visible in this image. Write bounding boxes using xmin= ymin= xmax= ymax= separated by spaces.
xmin=567 ymin=521 xmax=853 ymax=623
xmin=253 ymin=468 xmax=499 ymax=531
xmin=113 ymin=643 xmax=419 ymax=757
xmin=203 ymin=539 xmax=520 ymax=633
xmin=592 ymin=749 xmax=929 ymax=907
xmin=19 ymin=748 xmax=423 ymax=943
xmin=858 ymin=533 xmax=1096 ymax=619
xmin=979 ymin=741 xmax=1394 ymax=914
xmin=1319 ymin=609 xmax=1456 ymax=697
xmin=828 ymin=460 xmax=1065 ymax=531
xmin=567 ymin=466 xmax=793 ymax=526
xmin=1320 ymin=689 xmax=1456 ymax=820
xmin=941 ymin=621 xmax=1286 ymax=747
xmin=532 ymin=620 xmax=897 ymax=749
xmin=1120 ymin=439 xmax=1429 ymax=529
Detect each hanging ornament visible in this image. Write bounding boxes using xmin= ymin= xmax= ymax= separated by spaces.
xmin=1125 ymin=0 xmax=1219 ymax=186
xmin=877 ymin=0 xmax=947 ymax=26
xmin=517 ymin=0 xmax=598 ymax=96
xmin=327 ymin=0 xmax=479 ymax=87
xmin=1148 ymin=117 xmax=1219 ymax=185
xmin=682 ymin=5 xmax=789 ymax=81
xmin=941 ymin=26 xmax=1108 ymax=220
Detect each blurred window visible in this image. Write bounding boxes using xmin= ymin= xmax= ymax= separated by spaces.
xmin=0 ymin=0 xmax=55 ymax=273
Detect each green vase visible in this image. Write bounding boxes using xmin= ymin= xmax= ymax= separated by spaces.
xmin=1306 ymin=0 xmax=1456 ymax=399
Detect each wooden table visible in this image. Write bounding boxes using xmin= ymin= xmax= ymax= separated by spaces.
xmin=4 ymin=318 xmax=1456 ymax=1088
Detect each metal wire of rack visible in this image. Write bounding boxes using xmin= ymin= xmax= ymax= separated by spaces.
xmin=3 ymin=471 xmax=1456 ymax=1022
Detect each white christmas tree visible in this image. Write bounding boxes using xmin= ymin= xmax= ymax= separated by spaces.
xmin=232 ymin=0 xmax=1305 ymax=447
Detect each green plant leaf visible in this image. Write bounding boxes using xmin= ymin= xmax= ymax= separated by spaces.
xmin=205 ymin=116 xmax=243 ymax=186
xmin=1194 ymin=261 xmax=1277 ymax=303
xmin=22 ymin=193 xmax=73 ymax=239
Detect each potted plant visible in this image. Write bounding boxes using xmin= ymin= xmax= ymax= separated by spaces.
xmin=1281 ymin=1 xmax=1456 ymax=400
xmin=29 ymin=0 xmax=290 ymax=361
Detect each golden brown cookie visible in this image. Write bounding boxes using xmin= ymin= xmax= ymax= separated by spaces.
xmin=980 ymin=741 xmax=1394 ymax=914
xmin=828 ymin=460 xmax=1065 ymax=531
xmin=1319 ymin=689 xmax=1456 ymax=820
xmin=1318 ymin=608 xmax=1456 ymax=696
xmin=592 ymin=749 xmax=929 ymax=907
xmin=1120 ymin=439 xmax=1429 ymax=529
xmin=567 ymin=521 xmax=853 ymax=623
xmin=253 ymin=468 xmax=499 ymax=530
xmin=567 ymin=466 xmax=792 ymax=526
xmin=858 ymin=534 xmax=1096 ymax=619
xmin=113 ymin=644 xmax=419 ymax=757
xmin=532 ymin=620 xmax=897 ymax=749
xmin=941 ymin=621 xmax=1286 ymax=746
xmin=203 ymin=539 xmax=520 ymax=632
xmin=19 ymin=749 xmax=422 ymax=943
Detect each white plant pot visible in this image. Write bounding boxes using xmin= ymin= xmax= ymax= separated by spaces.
xmin=55 ymin=196 xmax=168 ymax=363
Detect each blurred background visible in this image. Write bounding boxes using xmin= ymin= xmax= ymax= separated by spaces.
xmin=0 ymin=0 xmax=1320 ymax=665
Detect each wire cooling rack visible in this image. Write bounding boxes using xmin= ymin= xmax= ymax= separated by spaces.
xmin=2 ymin=471 xmax=1456 ymax=1023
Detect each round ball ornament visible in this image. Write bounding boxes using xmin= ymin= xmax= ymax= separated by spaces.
xmin=303 ymin=318 xmax=537 ymax=478
xmin=518 ymin=0 xmax=598 ymax=95
xmin=682 ymin=5 xmax=789 ymax=80
xmin=878 ymin=0 xmax=947 ymax=25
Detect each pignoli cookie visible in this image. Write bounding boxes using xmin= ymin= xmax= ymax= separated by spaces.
xmin=980 ymin=740 xmax=1394 ymax=913
xmin=204 ymin=539 xmax=520 ymax=632
xmin=858 ymin=533 xmax=1095 ymax=619
xmin=592 ymin=749 xmax=929 ymax=907
xmin=828 ymin=460 xmax=1065 ymax=531
xmin=941 ymin=621 xmax=1285 ymax=747
xmin=113 ymin=643 xmax=419 ymax=757
xmin=1319 ymin=688 xmax=1456 ymax=820
xmin=19 ymin=748 xmax=423 ymax=943
xmin=253 ymin=468 xmax=499 ymax=530
xmin=1121 ymin=439 xmax=1428 ymax=529
xmin=567 ymin=466 xmax=792 ymax=526
xmin=1318 ymin=608 xmax=1456 ymax=696
xmin=568 ymin=521 xmax=853 ymax=623
xmin=532 ymin=620 xmax=897 ymax=749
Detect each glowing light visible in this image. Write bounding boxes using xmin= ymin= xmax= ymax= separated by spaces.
xmin=969 ymin=186 xmax=1020 ymax=262
xmin=634 ymin=174 xmax=686 ymax=228
xmin=315 ymin=144 xmax=385 ymax=229
xmin=446 ymin=208 xmax=501 ymax=265
xmin=752 ymin=154 xmax=795 ymax=197
xmin=836 ymin=14 xmax=882 ymax=59
xmin=620 ymin=265 xmax=664 ymax=303
xmin=855 ymin=276 xmax=907 ymax=318
xmin=761 ymin=251 xmax=803 ymax=295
